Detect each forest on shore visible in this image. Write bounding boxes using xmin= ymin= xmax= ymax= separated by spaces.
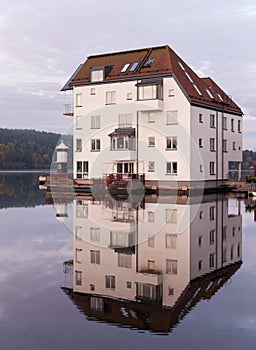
xmin=0 ymin=128 xmax=61 ymax=170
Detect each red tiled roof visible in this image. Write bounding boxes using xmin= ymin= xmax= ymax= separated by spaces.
xmin=66 ymin=45 xmax=242 ymax=115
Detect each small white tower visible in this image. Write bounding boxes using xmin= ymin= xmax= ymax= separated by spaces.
xmin=56 ymin=140 xmax=69 ymax=173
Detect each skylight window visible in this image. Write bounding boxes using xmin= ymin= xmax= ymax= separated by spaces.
xmin=144 ymin=58 xmax=155 ymax=67
xmin=178 ymin=61 xmax=185 ymax=71
xmin=130 ymin=62 xmax=139 ymax=72
xmin=121 ymin=63 xmax=130 ymax=73
xmin=184 ymin=71 xmax=194 ymax=83
xmin=205 ymin=88 xmax=214 ymax=99
xmin=216 ymin=92 xmax=224 ymax=101
xmin=193 ymin=84 xmax=202 ymax=96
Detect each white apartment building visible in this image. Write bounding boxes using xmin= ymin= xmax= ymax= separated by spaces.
xmin=62 ymin=45 xmax=243 ymax=191
xmin=62 ymin=194 xmax=242 ymax=332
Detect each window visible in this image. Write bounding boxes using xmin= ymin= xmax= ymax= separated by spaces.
xmin=148 ymin=161 xmax=155 ymax=172
xmin=91 ymin=115 xmax=101 ymax=129
xmin=76 ymin=116 xmax=82 ymax=129
xmin=166 ymin=259 xmax=178 ymax=274
xmin=111 ymin=136 xmax=135 ymax=150
xmin=90 ymin=227 xmax=100 ymax=242
xmin=76 ymin=161 xmax=89 ymax=178
xmin=91 ymin=68 xmax=104 ymax=82
xmin=233 ymin=142 xmax=236 ymax=150
xmin=76 ymin=139 xmax=82 ymax=152
xmin=210 ymin=138 xmax=215 ymax=152
xmin=148 ymin=136 xmax=155 ymax=147
xmin=165 ymin=209 xmax=178 ymax=223
xmin=223 ymin=139 xmax=227 ymax=152
xmin=231 ymin=118 xmax=234 ymax=132
xmin=75 ymin=93 xmax=82 ymax=107
xmin=91 ymin=139 xmax=101 ymax=151
xmin=166 ymin=136 xmax=177 ymax=150
xmin=106 ymin=91 xmax=116 ymax=104
xmin=238 ymin=120 xmax=241 ymax=133
xmin=121 ymin=63 xmax=130 ymax=73
xmin=127 ymin=92 xmax=132 ymax=100
xmin=210 ymin=229 xmax=215 ymax=245
xmin=130 ymin=62 xmax=139 ymax=72
xmin=210 ymin=114 xmax=215 ymax=128
xmin=209 ymin=206 xmax=215 ymax=221
xmin=118 ymin=253 xmax=132 ymax=268
xmin=75 ymin=271 xmax=82 ymax=285
xmin=75 ymin=226 xmax=82 ymax=240
xmin=76 ymin=249 xmax=82 ymax=263
xmin=210 ymin=161 xmax=215 ymax=175
xmin=118 ymin=114 xmax=132 ymax=127
xmin=199 ymin=113 xmax=203 ymax=123
xmin=147 ymin=112 xmax=155 ymax=123
xmin=165 ymin=233 xmax=177 ymax=249
xmin=198 ymin=260 xmax=203 ymax=271
xmin=168 ymin=89 xmax=175 ymax=97
xmin=198 ymin=236 xmax=202 ymax=247
xmin=223 ymin=116 xmax=227 ymax=130
xmin=209 ymin=253 xmax=215 ymax=268
xmin=166 ymin=110 xmax=178 ymax=125
xmin=90 ymin=250 xmax=100 ymax=264
xmin=90 ymin=87 xmax=96 ymax=95
xmin=199 ymin=138 xmax=203 ymax=148
xmin=148 ymin=234 xmax=155 ymax=247
xmin=105 ymin=275 xmax=115 ymax=289
xmin=148 ymin=211 xmax=155 ymax=222
xmin=166 ymin=162 xmax=178 ymax=175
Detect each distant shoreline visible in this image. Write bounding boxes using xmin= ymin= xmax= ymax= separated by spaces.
xmin=0 ymin=170 xmax=49 ymax=174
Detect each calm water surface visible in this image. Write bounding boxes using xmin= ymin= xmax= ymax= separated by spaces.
xmin=0 ymin=173 xmax=256 ymax=350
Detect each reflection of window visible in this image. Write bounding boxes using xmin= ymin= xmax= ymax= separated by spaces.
xmin=198 ymin=260 xmax=203 ymax=270
xmin=199 ymin=138 xmax=203 ymax=148
xmin=126 ymin=281 xmax=132 ymax=289
xmin=105 ymin=275 xmax=115 ymax=289
xmin=209 ymin=206 xmax=215 ymax=220
xmin=199 ymin=113 xmax=203 ymax=123
xmin=237 ymin=244 xmax=241 ymax=257
xmin=209 ymin=253 xmax=215 ymax=268
xmin=210 ymin=114 xmax=215 ymax=128
xmin=75 ymin=271 xmax=82 ymax=285
xmin=210 ymin=161 xmax=215 ymax=175
xmin=76 ymin=200 xmax=88 ymax=218
xmin=198 ymin=235 xmax=202 ymax=247
xmin=76 ymin=161 xmax=89 ymax=179
xmin=223 ymin=116 xmax=227 ymax=130
xmin=90 ymin=250 xmax=100 ymax=264
xmin=166 ymin=110 xmax=178 ymax=125
xmin=75 ymin=226 xmax=82 ymax=240
xmin=148 ymin=260 xmax=155 ymax=270
xmin=165 ymin=233 xmax=177 ymax=249
xmin=168 ymin=286 xmax=174 ymax=295
xmin=75 ymin=249 xmax=82 ymax=263
xmin=118 ymin=253 xmax=132 ymax=268
xmin=137 ymin=283 xmax=158 ymax=300
xmin=90 ymin=227 xmax=100 ymax=242
xmin=166 ymin=136 xmax=177 ymax=150
xmin=110 ymin=231 xmax=135 ymax=248
xmin=231 ymin=118 xmax=234 ymax=132
xmin=223 ymin=226 xmax=227 ymax=241
xmin=76 ymin=116 xmax=82 ymax=129
xmin=199 ymin=211 xmax=203 ymax=219
xmin=222 ymin=248 xmax=227 ymax=263
xmin=147 ymin=112 xmax=155 ymax=123
xmin=223 ymin=139 xmax=227 ymax=152
xmin=106 ymin=91 xmax=116 ymax=104
xmin=166 ymin=259 xmax=178 ymax=274
xmin=148 ymin=234 xmax=155 ymax=247
xmin=165 ymin=209 xmax=177 ymax=223
xmin=231 ymin=245 xmax=234 ymax=260
xmin=91 ymin=115 xmax=101 ymax=129
xmin=238 ymin=120 xmax=241 ymax=133
xmin=166 ymin=162 xmax=178 ymax=174
xmin=209 ymin=229 xmax=215 ymax=245
xmin=148 ymin=211 xmax=155 ymax=222
xmin=210 ymin=138 xmax=215 ymax=152
xmin=148 ymin=136 xmax=155 ymax=147
xmin=232 ymin=227 xmax=236 ymax=237
xmin=91 ymin=139 xmax=101 ymax=151
xmin=90 ymin=297 xmax=103 ymax=312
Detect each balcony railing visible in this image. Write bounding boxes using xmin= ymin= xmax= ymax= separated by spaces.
xmin=63 ymin=104 xmax=73 ymax=116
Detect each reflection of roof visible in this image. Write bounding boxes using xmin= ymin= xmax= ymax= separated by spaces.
xmin=108 ymin=128 xmax=135 ymax=137
xmin=56 ymin=140 xmax=69 ymax=150
xmin=62 ymin=261 xmax=242 ymax=334
xmin=62 ymin=45 xmax=242 ymax=115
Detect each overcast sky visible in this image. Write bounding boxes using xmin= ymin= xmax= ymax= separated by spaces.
xmin=0 ymin=0 xmax=255 ymax=149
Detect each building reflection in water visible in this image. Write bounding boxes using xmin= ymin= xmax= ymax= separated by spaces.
xmin=62 ymin=193 xmax=242 ymax=334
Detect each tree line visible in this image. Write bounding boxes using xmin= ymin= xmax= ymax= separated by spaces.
xmin=0 ymin=128 xmax=61 ymax=170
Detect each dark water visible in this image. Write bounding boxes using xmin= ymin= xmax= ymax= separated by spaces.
xmin=0 ymin=173 xmax=256 ymax=349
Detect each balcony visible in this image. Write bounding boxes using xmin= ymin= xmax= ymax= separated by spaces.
xmin=63 ymin=104 xmax=73 ymax=116
xmin=136 ymin=99 xmax=163 ymax=111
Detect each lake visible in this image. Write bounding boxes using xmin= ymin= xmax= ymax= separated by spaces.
xmin=0 ymin=172 xmax=256 ymax=350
